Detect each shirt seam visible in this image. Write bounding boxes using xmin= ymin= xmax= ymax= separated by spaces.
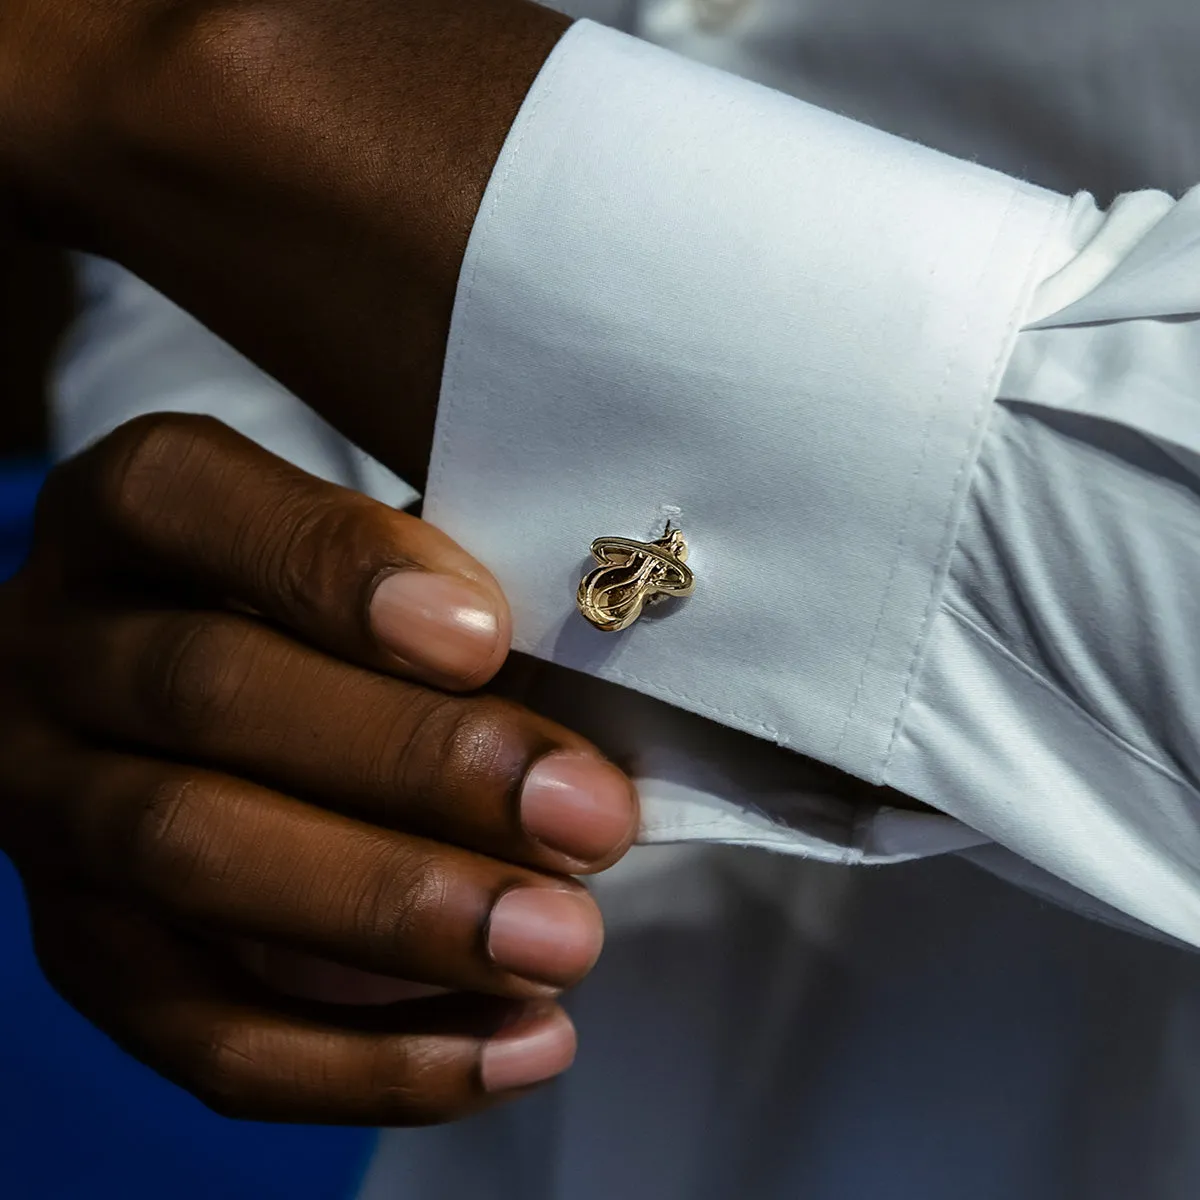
xmin=835 ymin=186 xmax=1012 ymax=763
xmin=831 ymin=184 xmax=1022 ymax=772
xmin=879 ymin=192 xmax=1068 ymax=775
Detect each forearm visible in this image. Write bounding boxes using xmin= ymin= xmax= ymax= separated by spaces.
xmin=5 ymin=0 xmax=568 ymax=487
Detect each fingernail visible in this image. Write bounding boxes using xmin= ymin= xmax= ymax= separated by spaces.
xmin=521 ymin=752 xmax=636 ymax=863
xmin=480 ymin=1008 xmax=577 ymax=1092
xmin=487 ymin=887 xmax=604 ymax=986
xmin=369 ymin=570 xmax=499 ymax=681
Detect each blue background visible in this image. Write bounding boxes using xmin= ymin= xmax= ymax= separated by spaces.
xmin=0 ymin=461 xmax=375 ymax=1200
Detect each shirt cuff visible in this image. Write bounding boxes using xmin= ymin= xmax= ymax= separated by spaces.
xmin=424 ymin=19 xmax=1068 ymax=786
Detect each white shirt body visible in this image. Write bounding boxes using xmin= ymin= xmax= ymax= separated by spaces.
xmin=52 ymin=1 xmax=1200 ymax=1195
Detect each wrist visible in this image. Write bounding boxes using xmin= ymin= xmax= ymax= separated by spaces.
xmin=18 ymin=0 xmax=570 ymax=250
xmin=14 ymin=0 xmax=569 ymax=485
xmin=0 ymin=1 xmax=173 ymax=230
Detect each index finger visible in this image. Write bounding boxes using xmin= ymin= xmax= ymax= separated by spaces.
xmin=38 ymin=412 xmax=509 ymax=691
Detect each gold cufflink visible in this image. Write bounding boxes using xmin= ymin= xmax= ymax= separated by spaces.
xmin=577 ymin=524 xmax=695 ymax=632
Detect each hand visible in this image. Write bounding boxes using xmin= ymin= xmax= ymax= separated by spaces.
xmin=0 ymin=413 xmax=638 ymax=1124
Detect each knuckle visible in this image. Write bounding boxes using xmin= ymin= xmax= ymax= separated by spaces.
xmin=354 ymin=839 xmax=453 ymax=951
xmin=125 ymin=772 xmax=220 ymax=903
xmin=377 ymin=691 xmax=462 ymax=793
xmin=98 ymin=413 xmax=224 ymax=544
xmin=390 ymin=694 xmax=519 ymax=811
xmin=190 ymin=1022 xmax=265 ymax=1120
xmin=264 ymin=494 xmax=386 ymax=625
xmin=370 ymin=1042 xmax=461 ymax=1126
xmin=148 ymin=614 xmax=255 ymax=741
xmin=439 ymin=697 xmax=517 ymax=783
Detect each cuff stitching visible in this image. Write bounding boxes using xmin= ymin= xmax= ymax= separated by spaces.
xmin=881 ymin=193 xmax=1067 ymax=776
xmin=832 ymin=182 xmax=1018 ymax=775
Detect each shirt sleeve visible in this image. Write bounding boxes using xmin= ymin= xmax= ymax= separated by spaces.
xmin=422 ymin=19 xmax=1200 ymax=945
xmin=54 ymin=255 xmax=418 ymax=508
xmin=51 ymin=19 xmax=1200 ymax=947
xmin=425 ymin=18 xmax=1066 ymax=774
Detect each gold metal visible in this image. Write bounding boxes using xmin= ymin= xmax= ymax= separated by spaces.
xmin=577 ymin=524 xmax=695 ymax=632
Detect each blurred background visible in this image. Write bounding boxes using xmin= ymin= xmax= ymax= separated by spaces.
xmin=0 ymin=240 xmax=373 ymax=1200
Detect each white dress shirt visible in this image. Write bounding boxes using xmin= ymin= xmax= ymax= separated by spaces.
xmin=51 ymin=2 xmax=1200 ymax=1195
xmin=60 ymin=17 xmax=1200 ymax=945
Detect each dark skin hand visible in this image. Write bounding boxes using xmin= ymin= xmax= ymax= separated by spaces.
xmin=0 ymin=412 xmax=639 ymax=1123
xmin=0 ymin=0 xmax=936 ymax=1127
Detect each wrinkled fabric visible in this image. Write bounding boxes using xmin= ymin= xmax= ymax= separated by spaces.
xmin=422 ymin=22 xmax=1200 ymax=946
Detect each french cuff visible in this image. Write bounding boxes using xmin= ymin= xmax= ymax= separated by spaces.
xmin=424 ymin=20 xmax=1068 ymax=786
